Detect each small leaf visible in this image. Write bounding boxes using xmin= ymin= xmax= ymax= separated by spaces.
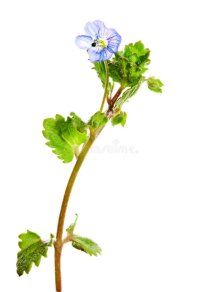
xmin=17 ymin=231 xmax=53 ymax=276
xmin=114 ymin=77 xmax=143 ymax=108
xmin=72 ymin=235 xmax=102 ymax=256
xmin=88 ymin=111 xmax=108 ymax=129
xmin=66 ymin=214 xmax=78 ymax=235
xmin=43 ymin=113 xmax=88 ymax=163
xmin=111 ymin=112 xmax=127 ymax=127
xmin=147 ymin=77 xmax=164 ymax=93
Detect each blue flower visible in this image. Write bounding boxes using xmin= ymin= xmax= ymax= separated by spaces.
xmin=75 ymin=20 xmax=121 ymax=62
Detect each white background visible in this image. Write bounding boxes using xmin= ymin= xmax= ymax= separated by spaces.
xmin=0 ymin=0 xmax=200 ymax=291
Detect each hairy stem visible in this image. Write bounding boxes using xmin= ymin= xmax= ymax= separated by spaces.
xmin=99 ymin=61 xmax=109 ymax=112
xmin=109 ymin=85 xmax=124 ymax=110
xmin=54 ymin=59 xmax=111 ymax=291
xmin=54 ymin=131 xmax=98 ymax=292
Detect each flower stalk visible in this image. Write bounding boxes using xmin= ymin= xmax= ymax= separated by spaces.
xmin=100 ymin=61 xmax=109 ymax=112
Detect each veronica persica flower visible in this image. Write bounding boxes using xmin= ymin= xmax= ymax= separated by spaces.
xmin=75 ymin=20 xmax=121 ymax=62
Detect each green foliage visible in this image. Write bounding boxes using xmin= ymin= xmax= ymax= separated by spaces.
xmin=66 ymin=215 xmax=101 ymax=256
xmin=147 ymin=77 xmax=163 ymax=93
xmin=69 ymin=112 xmax=87 ymax=131
xmin=43 ymin=113 xmax=88 ymax=163
xmin=111 ymin=111 xmax=127 ymax=127
xmin=88 ymin=111 xmax=108 ymax=129
xmin=66 ymin=214 xmax=78 ymax=234
xmin=17 ymin=231 xmax=53 ymax=276
xmin=72 ymin=236 xmax=102 ymax=256
xmin=108 ymin=41 xmax=150 ymax=87
xmin=93 ymin=62 xmax=106 ymax=87
xmin=114 ymin=77 xmax=143 ymax=109
xmin=92 ymin=41 xmax=162 ymax=110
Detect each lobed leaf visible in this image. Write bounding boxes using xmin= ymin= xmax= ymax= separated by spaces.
xmin=17 ymin=231 xmax=53 ymax=276
xmin=43 ymin=113 xmax=88 ymax=163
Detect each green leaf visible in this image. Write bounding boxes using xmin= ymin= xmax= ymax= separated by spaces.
xmin=88 ymin=111 xmax=108 ymax=129
xmin=114 ymin=77 xmax=143 ymax=109
xmin=108 ymin=41 xmax=150 ymax=87
xmin=111 ymin=112 xmax=127 ymax=127
xmin=66 ymin=214 xmax=78 ymax=235
xmin=43 ymin=113 xmax=88 ymax=163
xmin=17 ymin=231 xmax=53 ymax=276
xmin=93 ymin=62 xmax=106 ymax=87
xmin=72 ymin=236 xmax=102 ymax=256
xmin=66 ymin=215 xmax=102 ymax=256
xmin=147 ymin=77 xmax=164 ymax=93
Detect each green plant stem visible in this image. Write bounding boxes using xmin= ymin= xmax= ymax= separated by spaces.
xmin=99 ymin=61 xmax=109 ymax=112
xmin=54 ymin=131 xmax=98 ymax=292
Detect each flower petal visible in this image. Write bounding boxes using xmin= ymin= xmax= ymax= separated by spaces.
xmin=99 ymin=49 xmax=113 ymax=61
xmin=84 ymin=20 xmax=105 ymax=38
xmin=103 ymin=28 xmax=121 ymax=53
xmin=88 ymin=48 xmax=113 ymax=62
xmin=92 ymin=20 xmax=106 ymax=37
xmin=75 ymin=35 xmax=93 ymax=49
xmin=87 ymin=48 xmax=102 ymax=62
